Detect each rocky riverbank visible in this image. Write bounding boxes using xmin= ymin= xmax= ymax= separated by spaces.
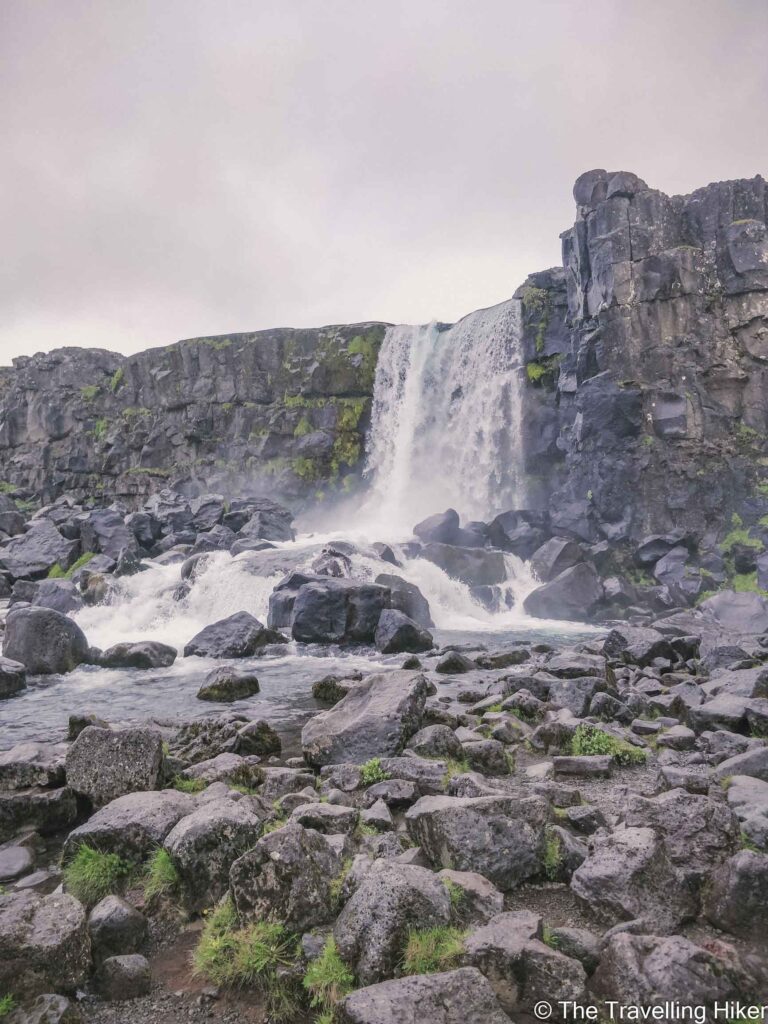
xmin=0 ymin=489 xmax=767 ymax=1022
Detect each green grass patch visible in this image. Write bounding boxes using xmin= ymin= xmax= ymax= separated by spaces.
xmin=143 ymin=848 xmax=180 ymax=902
xmin=47 ymin=551 xmax=96 ymax=580
xmin=441 ymin=876 xmax=466 ymax=913
xmin=303 ymin=936 xmax=355 ymax=1018
xmin=360 ymin=757 xmax=390 ymax=786
xmin=330 ymin=858 xmax=353 ymax=911
xmin=80 ymin=384 xmax=100 ymax=401
xmin=192 ymin=899 xmax=301 ymax=1021
xmin=172 ymin=775 xmax=208 ymax=794
xmin=569 ymin=724 xmax=647 ymax=766
xmin=109 ymin=367 xmax=125 ymax=393
xmin=441 ymin=758 xmax=470 ymax=786
xmin=92 ymin=417 xmax=108 ymax=441
xmin=63 ymin=845 xmax=131 ymax=906
xmin=0 ymin=995 xmax=15 ymax=1018
xmin=542 ymin=925 xmax=560 ymax=949
xmin=542 ymin=827 xmax=563 ymax=881
xmin=402 ymin=926 xmax=467 ymax=975
xmin=720 ymin=513 xmax=762 ymax=555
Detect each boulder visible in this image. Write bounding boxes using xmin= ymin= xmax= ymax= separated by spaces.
xmin=291 ymin=579 xmax=390 ymax=643
xmin=288 ymin=802 xmax=358 ymax=834
xmin=88 ymin=895 xmax=147 ymax=966
xmin=196 ymin=666 xmax=260 ymax=702
xmin=419 ymin=544 xmax=508 ymax=587
xmin=98 ymin=641 xmax=177 ymax=669
xmin=3 ymin=993 xmax=82 ymax=1023
xmin=12 ymin=579 xmax=84 ymax=615
xmin=591 ymin=932 xmax=755 ymax=1005
xmin=487 ymin=510 xmax=549 ymax=559
xmin=699 ymin=590 xmax=768 ymax=633
xmin=97 ymin=953 xmax=151 ymax=1001
xmin=405 ymin=794 xmax=546 ymax=890
xmin=302 ymin=670 xmax=428 ymax=767
xmin=0 ymin=520 xmax=78 ymax=580
xmin=334 ymin=859 xmax=450 ymax=985
xmin=163 ymin=796 xmax=269 ymax=912
xmin=0 ymin=657 xmax=26 ymax=699
xmin=635 ymin=531 xmax=688 ymax=566
xmin=3 ymin=607 xmax=89 ymax=674
xmin=63 ymin=790 xmax=195 ymax=864
xmin=375 ymin=573 xmax=433 ymax=627
xmin=522 ymin=563 xmax=603 ymax=621
xmin=407 ymin=725 xmax=464 ymax=760
xmin=725 ymin=775 xmax=768 ymax=849
xmin=530 ymin=538 xmax=583 ymax=583
xmin=570 ymin=827 xmax=696 ymax=932
xmin=0 ymin=891 xmax=90 ymax=997
xmin=374 ymin=609 xmax=433 ymax=654
xmin=713 ymin=745 xmax=768 ymax=783
xmin=78 ymin=508 xmax=138 ymax=560
xmin=702 ymin=849 xmax=768 ymax=940
xmin=65 ymin=727 xmax=163 ymax=806
xmin=229 ymin=822 xmax=343 ymax=932
xmin=413 ymin=509 xmax=461 ymax=544
xmin=235 ymin=498 xmax=295 ymax=542
xmin=0 ymin=787 xmax=78 ymax=843
xmin=184 ymin=611 xmax=287 ymax=657
xmin=339 ymin=967 xmax=512 ymax=1024
xmin=437 ymin=868 xmax=504 ymax=925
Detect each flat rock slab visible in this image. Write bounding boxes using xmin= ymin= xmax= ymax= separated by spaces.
xmin=553 ymin=755 xmax=612 ymax=778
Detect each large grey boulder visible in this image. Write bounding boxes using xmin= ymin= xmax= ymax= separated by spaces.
xmin=184 ymin=611 xmax=286 ymax=658
xmin=4 ymin=606 xmax=89 ymax=674
xmin=702 ymin=849 xmax=768 ymax=940
xmin=530 ymin=538 xmax=582 ymax=583
xmin=334 ymin=859 xmax=450 ymax=985
xmin=0 ymin=787 xmax=78 ymax=843
xmin=405 ymin=794 xmax=546 ymax=890
xmin=374 ymin=609 xmax=433 ymax=654
xmin=291 ymin=578 xmax=390 ymax=643
xmin=339 ymin=966 xmax=513 ymax=1024
xmin=196 ymin=666 xmax=261 ymax=702
xmin=418 ymin=543 xmax=507 ymax=587
xmin=88 ymin=895 xmax=147 ymax=966
xmin=229 ymin=823 xmax=344 ymax=932
xmin=463 ymin=910 xmax=587 ymax=1015
xmin=97 ymin=953 xmax=151 ymax=1001
xmin=523 ymin=563 xmax=603 ymax=621
xmin=624 ymin=789 xmax=740 ymax=882
xmin=725 ymin=775 xmax=768 ymax=849
xmin=0 ymin=891 xmax=90 ymax=997
xmin=714 ymin=745 xmax=768 ymax=783
xmin=78 ymin=508 xmax=137 ymax=560
xmin=98 ymin=641 xmax=177 ymax=669
xmin=0 ymin=656 xmax=26 ymax=699
xmin=163 ymin=796 xmax=269 ymax=911
xmin=407 ymin=725 xmax=464 ymax=760
xmin=65 ymin=727 xmax=163 ymax=806
xmin=302 ymin=670 xmax=429 ymax=767
xmin=570 ymin=827 xmax=696 ymax=932
xmin=63 ymin=790 xmax=195 ymax=864
xmin=699 ymin=590 xmax=768 ymax=633
xmin=591 ymin=932 xmax=757 ymax=1005
xmin=0 ymin=520 xmax=78 ymax=580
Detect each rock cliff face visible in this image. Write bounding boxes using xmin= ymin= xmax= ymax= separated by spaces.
xmin=515 ymin=170 xmax=768 ymax=545
xmin=0 ymin=324 xmax=386 ymax=506
xmin=1 ymin=170 xmax=767 ymax=545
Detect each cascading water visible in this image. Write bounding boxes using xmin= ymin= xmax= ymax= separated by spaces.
xmin=362 ymin=297 xmax=526 ymax=535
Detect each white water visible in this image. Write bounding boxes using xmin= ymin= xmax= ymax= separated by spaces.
xmin=362 ymin=297 xmax=526 ymax=535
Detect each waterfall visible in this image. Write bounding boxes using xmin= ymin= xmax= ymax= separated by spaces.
xmin=362 ymin=297 xmax=525 ymax=535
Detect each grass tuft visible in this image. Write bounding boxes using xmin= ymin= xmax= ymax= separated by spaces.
xmin=330 ymin=858 xmax=353 ymax=911
xmin=303 ymin=936 xmax=355 ymax=1018
xmin=63 ymin=844 xmax=131 ymax=906
xmin=402 ymin=926 xmax=467 ymax=975
xmin=441 ymin=876 xmax=467 ymax=914
xmin=441 ymin=758 xmax=470 ymax=786
xmin=359 ymin=757 xmax=390 ymax=786
xmin=570 ymin=724 xmax=646 ymax=766
xmin=144 ymin=848 xmax=180 ymax=902
xmin=192 ymin=899 xmax=301 ymax=1021
xmin=542 ymin=827 xmax=564 ymax=881
xmin=172 ymin=775 xmax=208 ymax=794
xmin=0 ymin=995 xmax=15 ymax=1018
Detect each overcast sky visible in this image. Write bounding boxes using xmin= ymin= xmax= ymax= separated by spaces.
xmin=2 ymin=0 xmax=767 ymax=361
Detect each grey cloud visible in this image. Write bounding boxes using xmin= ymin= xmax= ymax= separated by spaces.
xmin=1 ymin=0 xmax=766 ymax=359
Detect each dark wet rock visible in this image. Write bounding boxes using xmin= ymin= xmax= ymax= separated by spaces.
xmin=78 ymin=508 xmax=138 ymax=560
xmin=435 ymin=650 xmax=476 ymax=674
xmin=4 ymin=606 xmax=89 ymax=674
xmin=530 ymin=537 xmax=583 ymax=582
xmin=65 ymin=727 xmax=163 ymax=806
xmin=475 ymin=646 xmax=531 ymax=669
xmin=302 ymin=670 xmax=429 ymax=767
xmin=413 ymin=509 xmax=462 ymax=545
xmin=523 ymin=563 xmax=603 ymax=621
xmin=601 ymin=625 xmax=674 ymax=666
xmin=291 ymin=578 xmax=390 ymax=644
xmin=0 ymin=520 xmax=79 ymax=580
xmin=183 ymin=611 xmax=287 ymax=658
xmin=97 ymin=953 xmax=151 ymax=1001
xmin=88 ymin=895 xmax=147 ymax=966
xmin=230 ymin=822 xmax=344 ymax=931
xmin=419 ymin=543 xmax=508 ymax=587
xmin=0 ymin=656 xmax=26 ymax=699
xmin=0 ymin=891 xmax=90 ymax=997
xmin=374 ymin=573 xmax=433 ymax=627
xmin=570 ymin=827 xmax=696 ymax=932
xmin=339 ymin=966 xmax=513 ymax=1024
xmin=163 ymin=796 xmax=269 ymax=912
xmin=405 ymin=794 xmax=546 ymax=890
xmin=190 ymin=524 xmax=236 ymax=554
xmin=11 ymin=578 xmax=84 ymax=615
xmin=374 ymin=608 xmax=433 ymax=654
xmin=702 ymin=849 xmax=768 ymax=940
xmin=196 ymin=666 xmax=260 ymax=702
xmin=0 ymin=787 xmax=78 ymax=843
xmin=63 ymin=790 xmax=195 ymax=864
xmin=591 ymin=931 xmax=757 ymax=1005
xmin=334 ymin=859 xmax=450 ymax=985
xmin=98 ymin=640 xmax=177 ymax=669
